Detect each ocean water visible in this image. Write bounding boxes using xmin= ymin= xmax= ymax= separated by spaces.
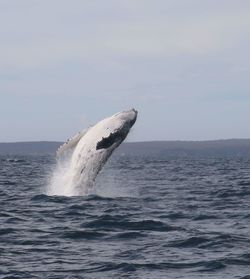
xmin=0 ymin=153 xmax=250 ymax=279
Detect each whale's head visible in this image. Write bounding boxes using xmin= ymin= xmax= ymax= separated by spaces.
xmin=96 ymin=108 xmax=138 ymax=150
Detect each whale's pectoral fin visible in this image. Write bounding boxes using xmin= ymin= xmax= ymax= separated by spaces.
xmin=56 ymin=128 xmax=90 ymax=157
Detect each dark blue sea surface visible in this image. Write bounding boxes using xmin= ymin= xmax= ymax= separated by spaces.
xmin=0 ymin=153 xmax=250 ymax=278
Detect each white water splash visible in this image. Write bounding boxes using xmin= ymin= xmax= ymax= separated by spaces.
xmin=46 ymin=151 xmax=138 ymax=198
xmin=46 ymin=154 xmax=74 ymax=196
xmin=46 ymin=151 xmax=94 ymax=196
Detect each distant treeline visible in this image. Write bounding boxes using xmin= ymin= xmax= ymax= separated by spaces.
xmin=0 ymin=139 xmax=250 ymax=157
xmin=121 ymin=140 xmax=250 ymax=157
xmin=0 ymin=142 xmax=61 ymax=155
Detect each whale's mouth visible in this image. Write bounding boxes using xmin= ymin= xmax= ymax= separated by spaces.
xmin=96 ymin=130 xmax=125 ymax=150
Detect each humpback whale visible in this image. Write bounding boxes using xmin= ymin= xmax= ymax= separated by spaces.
xmin=49 ymin=109 xmax=138 ymax=196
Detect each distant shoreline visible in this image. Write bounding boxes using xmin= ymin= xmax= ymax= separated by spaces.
xmin=1 ymin=138 xmax=250 ymax=144
xmin=1 ymin=139 xmax=250 ymax=156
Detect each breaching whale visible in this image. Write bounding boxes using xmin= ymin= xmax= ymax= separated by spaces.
xmin=49 ymin=108 xmax=138 ymax=196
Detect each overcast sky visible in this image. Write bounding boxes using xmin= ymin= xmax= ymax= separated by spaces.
xmin=0 ymin=0 xmax=250 ymax=142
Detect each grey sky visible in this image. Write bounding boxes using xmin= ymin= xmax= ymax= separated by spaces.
xmin=0 ymin=0 xmax=250 ymax=142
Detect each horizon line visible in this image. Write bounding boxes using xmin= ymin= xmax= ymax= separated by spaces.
xmin=1 ymin=138 xmax=250 ymax=144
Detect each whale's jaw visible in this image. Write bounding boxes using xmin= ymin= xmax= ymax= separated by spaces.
xmin=48 ymin=109 xmax=138 ymax=196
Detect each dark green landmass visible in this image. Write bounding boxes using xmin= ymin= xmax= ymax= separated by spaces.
xmin=0 ymin=141 xmax=61 ymax=155
xmin=0 ymin=139 xmax=250 ymax=157
xmin=121 ymin=139 xmax=250 ymax=157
